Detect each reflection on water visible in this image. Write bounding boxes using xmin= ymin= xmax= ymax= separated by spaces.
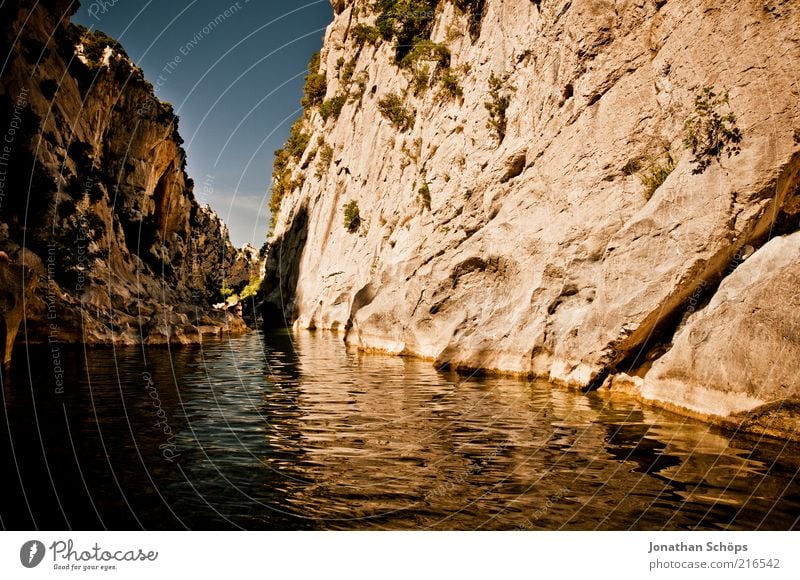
xmin=1 ymin=330 xmax=799 ymax=530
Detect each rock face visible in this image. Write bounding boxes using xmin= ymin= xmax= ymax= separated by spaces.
xmin=0 ymin=260 xmax=37 ymax=366
xmin=0 ymin=0 xmax=254 ymax=356
xmin=263 ymin=0 xmax=800 ymax=434
xmin=636 ymin=232 xmax=800 ymax=435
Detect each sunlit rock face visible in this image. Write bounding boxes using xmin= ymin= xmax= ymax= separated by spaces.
xmin=263 ymin=0 xmax=800 ymax=433
xmin=639 ymin=232 xmax=800 ymax=436
xmin=0 ymin=0 xmax=256 ymax=349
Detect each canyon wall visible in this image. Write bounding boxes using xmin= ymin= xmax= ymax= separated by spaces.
xmin=0 ymin=0 xmax=252 ymax=351
xmin=263 ymin=0 xmax=800 ymax=436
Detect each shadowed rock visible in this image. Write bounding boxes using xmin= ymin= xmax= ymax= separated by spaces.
xmin=0 ymin=262 xmax=37 ymax=367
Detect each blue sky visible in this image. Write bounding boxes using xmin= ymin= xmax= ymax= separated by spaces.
xmin=73 ymin=0 xmax=333 ymax=247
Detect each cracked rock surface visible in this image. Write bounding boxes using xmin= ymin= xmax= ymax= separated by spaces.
xmin=264 ymin=0 xmax=800 ymax=434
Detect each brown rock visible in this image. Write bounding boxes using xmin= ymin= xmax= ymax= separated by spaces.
xmin=0 ymin=263 xmax=37 ymax=366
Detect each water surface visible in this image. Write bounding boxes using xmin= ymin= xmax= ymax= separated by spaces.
xmin=1 ymin=330 xmax=798 ymax=530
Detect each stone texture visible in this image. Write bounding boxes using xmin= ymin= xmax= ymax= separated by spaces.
xmin=640 ymin=233 xmax=800 ymax=423
xmin=263 ymin=0 xmax=800 ymax=430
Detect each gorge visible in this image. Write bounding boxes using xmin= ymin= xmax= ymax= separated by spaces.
xmin=0 ymin=0 xmax=799 ymax=533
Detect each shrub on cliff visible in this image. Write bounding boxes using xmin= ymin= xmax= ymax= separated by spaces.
xmin=343 ymin=200 xmax=361 ymax=233
xmin=301 ymin=52 xmax=327 ymax=109
xmin=270 ymin=120 xmax=311 ymax=228
xmin=399 ymin=39 xmax=450 ymax=70
xmin=350 ymin=23 xmax=380 ymax=47
xmin=418 ymin=182 xmax=431 ymax=210
xmin=285 ymin=119 xmax=311 ymax=159
xmin=240 ymin=276 xmax=262 ymax=300
xmin=316 ymin=144 xmax=334 ymax=179
xmin=320 ymin=94 xmax=347 ymax=121
xmin=339 ymin=57 xmax=357 ymax=84
xmin=682 ymin=87 xmax=743 ymax=175
xmin=639 ymin=155 xmax=675 ymax=200
xmin=438 ymin=68 xmax=463 ymax=99
xmin=220 ymin=280 xmax=234 ymax=299
xmin=374 ymin=0 xmax=440 ymax=62
xmin=400 ymin=39 xmax=452 ymax=94
xmin=378 ymin=93 xmax=415 ymax=132
xmin=485 ymin=72 xmax=513 ymax=143
xmin=453 ymin=0 xmax=486 ymax=39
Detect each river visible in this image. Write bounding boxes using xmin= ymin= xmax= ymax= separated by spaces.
xmin=1 ymin=330 xmax=798 ymax=530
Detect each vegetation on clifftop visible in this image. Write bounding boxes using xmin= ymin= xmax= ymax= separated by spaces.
xmin=373 ymin=0 xmax=441 ymax=62
xmin=301 ymin=52 xmax=327 ymax=108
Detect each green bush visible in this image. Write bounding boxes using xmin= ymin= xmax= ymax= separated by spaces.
xmin=438 ymin=68 xmax=463 ymax=99
xmin=412 ymin=64 xmax=431 ymax=95
xmin=639 ymin=155 xmax=675 ymax=200
xmin=301 ymin=52 xmax=327 ymax=108
xmin=378 ymin=93 xmax=415 ymax=131
xmin=399 ymin=39 xmax=450 ymax=70
xmin=350 ymin=71 xmax=370 ymax=103
xmin=340 ymin=57 xmax=357 ymax=84
xmin=240 ymin=276 xmax=262 ymax=300
xmin=682 ymin=86 xmax=743 ymax=175
xmin=485 ymin=72 xmax=513 ymax=143
xmin=220 ymin=280 xmax=234 ymax=299
xmin=418 ymin=182 xmax=431 ymax=210
xmin=351 ymin=23 xmax=380 ymax=47
xmin=285 ymin=118 xmax=310 ymax=159
xmin=374 ymin=0 xmax=439 ymax=61
xmin=320 ymin=94 xmax=347 ymax=120
xmin=343 ymin=200 xmax=361 ymax=233
xmin=316 ymin=144 xmax=334 ymax=179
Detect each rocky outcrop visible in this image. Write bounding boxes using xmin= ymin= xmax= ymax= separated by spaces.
xmin=632 ymin=232 xmax=800 ymax=436
xmin=263 ymin=0 xmax=800 ymax=434
xmin=0 ymin=258 xmax=38 ymax=366
xmin=0 ymin=0 xmax=255 ymax=358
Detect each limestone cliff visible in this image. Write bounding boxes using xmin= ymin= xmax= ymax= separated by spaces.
xmin=0 ymin=0 xmax=252 ymax=351
xmin=263 ymin=0 xmax=800 ymax=436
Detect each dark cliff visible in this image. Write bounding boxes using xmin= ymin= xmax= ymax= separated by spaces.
xmin=0 ymin=0 xmax=253 ymax=350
